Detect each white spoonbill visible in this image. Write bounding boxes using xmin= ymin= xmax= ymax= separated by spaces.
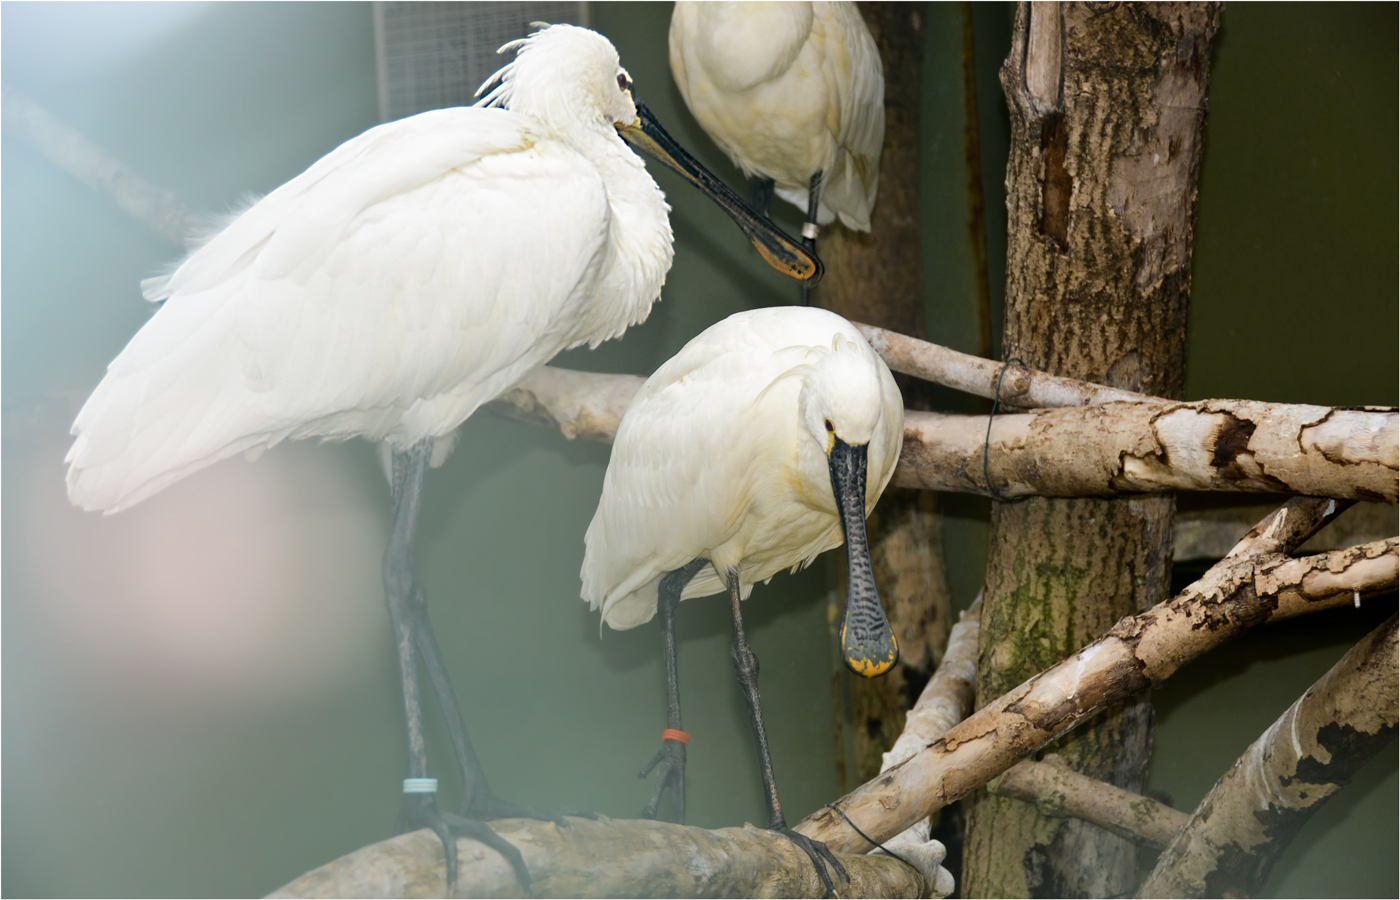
xmin=581 ymin=306 xmax=904 ymax=891
xmin=64 ymin=24 xmax=817 ymax=892
xmin=669 ymin=1 xmax=884 ymax=303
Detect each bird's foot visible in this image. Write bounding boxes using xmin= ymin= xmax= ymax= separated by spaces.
xmin=637 ymin=734 xmax=687 ymax=822
xmin=772 ymin=826 xmax=849 ymax=898
xmin=396 ymin=792 xmax=532 ymax=895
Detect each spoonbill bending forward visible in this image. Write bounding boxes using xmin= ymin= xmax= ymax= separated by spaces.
xmin=669 ymin=1 xmax=884 ymax=304
xmin=581 ymin=306 xmax=904 ymax=892
xmin=65 ymin=24 xmax=818 ymax=892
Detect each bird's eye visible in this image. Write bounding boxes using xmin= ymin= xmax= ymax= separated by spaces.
xmin=824 ymin=419 xmax=834 ymax=432
xmin=617 ymin=73 xmax=629 ymax=92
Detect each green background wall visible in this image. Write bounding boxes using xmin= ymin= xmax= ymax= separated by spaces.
xmin=2 ymin=3 xmax=1394 ymax=897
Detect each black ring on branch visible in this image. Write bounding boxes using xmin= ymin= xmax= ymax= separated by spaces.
xmin=983 ymin=357 xmax=1025 ymax=503
xmin=823 ymin=803 xmax=917 ymax=873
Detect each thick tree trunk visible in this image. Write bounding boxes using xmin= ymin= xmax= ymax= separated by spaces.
xmin=816 ymin=2 xmax=955 ymax=789
xmin=963 ymin=4 xmax=1220 ymax=897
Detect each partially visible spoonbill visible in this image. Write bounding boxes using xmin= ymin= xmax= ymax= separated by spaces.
xmin=581 ymin=306 xmax=904 ymax=892
xmin=669 ymin=1 xmax=884 ymax=304
xmin=65 ymin=23 xmax=817 ymax=892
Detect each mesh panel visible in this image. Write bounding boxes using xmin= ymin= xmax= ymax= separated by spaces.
xmin=374 ymin=1 xmax=590 ymax=122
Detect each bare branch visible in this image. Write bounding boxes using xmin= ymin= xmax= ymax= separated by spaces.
xmin=882 ymin=596 xmax=981 ymax=772
xmin=486 ymin=367 xmax=1398 ymax=503
xmin=796 ymin=502 xmax=1395 ymax=854
xmin=853 ymin=323 xmax=1145 ymax=408
xmin=1175 ymin=501 xmax=1397 ymax=561
xmin=894 ymin=402 xmax=1398 ymax=502
xmin=870 ymin=596 xmax=980 ymax=879
xmin=1139 ymin=614 xmax=1399 ymax=898
xmin=990 ymin=754 xmax=1187 ymax=848
xmin=269 ymin=815 xmax=928 ymax=899
xmin=1 ymin=85 xmax=204 ymax=245
xmin=484 ymin=367 xmax=643 ymax=444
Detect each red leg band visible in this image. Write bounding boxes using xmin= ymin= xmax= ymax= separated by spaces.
xmin=662 ymin=728 xmax=691 ymax=745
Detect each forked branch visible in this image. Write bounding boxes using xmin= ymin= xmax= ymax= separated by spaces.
xmin=796 ymin=499 xmax=1397 ymax=853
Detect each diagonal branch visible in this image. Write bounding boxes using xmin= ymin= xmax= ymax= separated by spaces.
xmin=989 ymin=754 xmax=1187 ymax=848
xmin=853 ymin=322 xmax=1147 ymax=408
xmin=1138 ymin=614 xmax=1399 ymax=898
xmin=795 ymin=498 xmax=1397 ymax=854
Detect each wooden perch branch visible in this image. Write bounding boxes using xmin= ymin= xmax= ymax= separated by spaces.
xmin=894 ymin=401 xmax=1398 ymax=502
xmin=486 ymin=352 xmax=1398 ymax=503
xmin=854 ymin=323 xmax=1146 ymax=408
xmin=485 ymin=367 xmax=643 ymax=444
xmin=989 ymin=754 xmax=1187 ymax=848
xmin=270 ymin=815 xmax=927 ymax=899
xmin=795 ymin=498 xmax=1397 ymax=854
xmin=1139 ymin=613 xmax=1399 ymax=898
xmin=872 ymin=597 xmax=980 ymax=864
xmin=882 ymin=597 xmax=981 ymax=772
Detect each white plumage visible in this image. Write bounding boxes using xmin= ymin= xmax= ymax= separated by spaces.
xmin=669 ymin=1 xmax=885 ymax=230
xmin=67 ymin=25 xmax=674 ymax=514
xmin=581 ymin=306 xmax=903 ymax=631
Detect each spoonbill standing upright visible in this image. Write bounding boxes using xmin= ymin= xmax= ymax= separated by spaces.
xmin=581 ymin=306 xmax=904 ymax=892
xmin=65 ymin=24 xmax=818 ymax=892
xmin=669 ymin=1 xmax=884 ymax=304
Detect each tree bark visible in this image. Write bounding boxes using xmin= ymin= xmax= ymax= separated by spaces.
xmin=484 ymin=367 xmax=1399 ymax=503
xmin=963 ymin=4 xmax=1220 ymax=896
xmin=268 ymin=816 xmax=931 ymax=899
xmin=1138 ymin=614 xmax=1399 ymax=898
xmin=894 ymin=402 xmax=1398 ymax=502
xmin=815 ymin=2 xmax=955 ymax=789
xmin=797 ymin=504 xmax=1395 ymax=854
xmin=990 ymin=755 xmax=1188 ymax=849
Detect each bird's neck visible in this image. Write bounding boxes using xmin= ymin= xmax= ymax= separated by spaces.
xmin=568 ymin=126 xmax=674 ymax=348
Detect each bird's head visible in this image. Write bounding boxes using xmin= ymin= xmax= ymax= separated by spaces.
xmin=801 ymin=334 xmax=901 ymax=679
xmin=475 ymin=24 xmax=637 ymax=130
xmin=475 ymin=24 xmax=822 ymax=284
xmin=800 ymin=335 xmax=886 ymax=457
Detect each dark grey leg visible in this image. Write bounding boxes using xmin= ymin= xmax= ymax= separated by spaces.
xmin=800 ymin=170 xmax=822 ymax=307
xmin=384 ymin=438 xmax=531 ymax=893
xmin=639 ymin=557 xmax=708 ymax=822
xmin=724 ymin=568 xmax=848 ymax=895
xmin=410 ymin=600 xmax=589 ymax=824
xmin=748 ymin=175 xmax=776 ymax=218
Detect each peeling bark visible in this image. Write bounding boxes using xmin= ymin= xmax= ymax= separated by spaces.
xmin=1174 ymin=501 xmax=1398 ymax=562
xmin=485 ymin=366 xmax=1399 ymax=504
xmin=894 ymin=402 xmax=1399 ymax=502
xmin=1138 ymin=615 xmax=1399 ymax=898
xmin=967 ymin=3 xmax=1222 ymax=892
xmin=796 ymin=501 xmax=1395 ymax=857
xmin=990 ymin=754 xmax=1188 ymax=848
xmin=268 ymin=816 xmax=931 ymax=899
